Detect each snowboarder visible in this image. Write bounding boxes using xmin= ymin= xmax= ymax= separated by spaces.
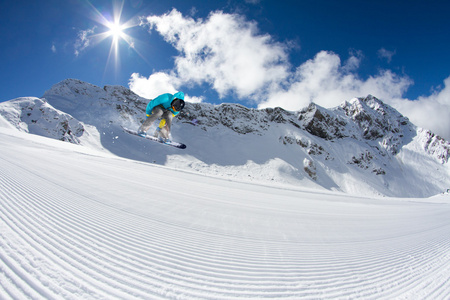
xmin=137 ymin=91 xmax=185 ymax=142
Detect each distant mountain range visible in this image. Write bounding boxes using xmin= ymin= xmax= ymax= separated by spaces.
xmin=1 ymin=79 xmax=449 ymax=197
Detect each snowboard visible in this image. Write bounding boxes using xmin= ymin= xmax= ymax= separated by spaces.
xmin=122 ymin=127 xmax=187 ymax=149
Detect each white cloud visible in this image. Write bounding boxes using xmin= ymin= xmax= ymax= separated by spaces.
xmin=245 ymin=0 xmax=261 ymax=4
xmin=74 ymin=27 xmax=96 ymax=57
xmin=141 ymin=9 xmax=289 ymax=99
xmin=51 ymin=43 xmax=57 ymax=53
xmin=129 ymin=72 xmax=203 ymax=103
xmin=259 ymin=51 xmax=413 ymax=110
xmin=129 ymin=72 xmax=178 ymax=98
xmin=391 ymin=77 xmax=450 ymax=140
xmin=378 ymin=48 xmax=396 ymax=63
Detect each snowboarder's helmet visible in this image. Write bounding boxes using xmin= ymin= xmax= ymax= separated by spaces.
xmin=171 ymin=98 xmax=185 ymax=112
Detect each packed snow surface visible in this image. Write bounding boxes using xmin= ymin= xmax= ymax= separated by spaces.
xmin=1 ymin=123 xmax=450 ymax=299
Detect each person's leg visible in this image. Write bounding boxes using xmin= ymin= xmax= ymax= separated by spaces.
xmin=159 ymin=111 xmax=174 ymax=139
xmin=138 ymin=106 xmax=164 ymax=133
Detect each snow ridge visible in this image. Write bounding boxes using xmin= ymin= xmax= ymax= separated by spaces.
xmin=0 ymin=97 xmax=85 ymax=143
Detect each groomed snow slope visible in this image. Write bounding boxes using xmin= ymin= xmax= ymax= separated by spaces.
xmin=1 ymin=125 xmax=450 ymax=299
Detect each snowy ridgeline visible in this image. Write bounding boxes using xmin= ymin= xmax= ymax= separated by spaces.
xmin=0 ymin=78 xmax=449 ymax=197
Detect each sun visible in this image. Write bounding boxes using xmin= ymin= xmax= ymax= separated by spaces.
xmin=105 ymin=20 xmax=126 ymax=49
xmin=84 ymin=0 xmax=147 ymax=78
xmin=81 ymin=0 xmax=148 ymax=81
xmin=107 ymin=21 xmax=125 ymax=42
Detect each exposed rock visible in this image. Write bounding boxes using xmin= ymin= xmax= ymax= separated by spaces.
xmin=303 ymin=158 xmax=317 ymax=180
xmin=0 ymin=97 xmax=84 ymax=143
xmin=298 ymin=103 xmax=349 ymax=140
xmin=417 ymin=128 xmax=450 ymax=164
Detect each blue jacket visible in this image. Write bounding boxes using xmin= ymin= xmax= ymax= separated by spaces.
xmin=145 ymin=92 xmax=185 ymax=117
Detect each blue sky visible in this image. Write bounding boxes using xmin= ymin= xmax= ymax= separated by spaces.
xmin=1 ymin=0 xmax=450 ymax=139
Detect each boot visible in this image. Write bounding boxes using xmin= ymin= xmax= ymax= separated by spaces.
xmin=153 ymin=127 xmax=161 ymax=138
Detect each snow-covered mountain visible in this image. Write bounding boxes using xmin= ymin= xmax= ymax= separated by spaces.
xmin=1 ymin=78 xmax=449 ymax=197
xmin=1 ymin=79 xmax=450 ymax=299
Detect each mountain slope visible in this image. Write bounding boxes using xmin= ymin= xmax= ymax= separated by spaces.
xmin=1 ymin=125 xmax=450 ymax=299
xmin=1 ymin=79 xmax=449 ymax=197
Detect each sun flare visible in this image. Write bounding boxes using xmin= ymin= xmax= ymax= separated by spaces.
xmin=83 ymin=0 xmax=148 ymax=79
xmin=107 ymin=21 xmax=125 ymax=41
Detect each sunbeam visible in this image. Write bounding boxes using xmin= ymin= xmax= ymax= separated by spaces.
xmin=83 ymin=0 xmax=141 ymax=79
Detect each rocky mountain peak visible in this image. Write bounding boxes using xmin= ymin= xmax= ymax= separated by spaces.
xmin=297 ymin=103 xmax=349 ymax=140
xmin=42 ymin=79 xmax=148 ymax=125
xmin=0 ymin=97 xmax=84 ymax=143
xmin=178 ymin=103 xmax=297 ymax=134
xmin=340 ymin=95 xmax=412 ymax=139
xmin=294 ymin=95 xmax=416 ymax=155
